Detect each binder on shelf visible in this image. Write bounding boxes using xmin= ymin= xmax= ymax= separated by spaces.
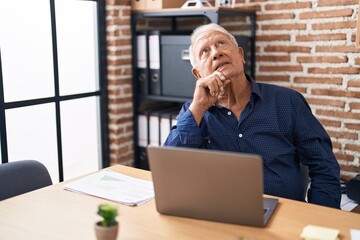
xmin=149 ymin=111 xmax=161 ymax=146
xmin=149 ymin=31 xmax=161 ymax=95
xmin=136 ymin=32 xmax=148 ymax=94
xmin=138 ymin=106 xmax=180 ymax=148
xmin=161 ymin=34 xmax=195 ymax=98
xmin=138 ymin=109 xmax=160 ymax=147
xmin=160 ymin=110 xmax=179 ymax=145
xmin=149 ymin=107 xmax=179 ymax=146
xmin=137 ymin=112 xmax=149 ymax=147
xmin=136 ymin=107 xmax=179 ymax=170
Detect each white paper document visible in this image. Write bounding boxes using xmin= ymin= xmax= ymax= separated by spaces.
xmin=64 ymin=170 xmax=154 ymax=206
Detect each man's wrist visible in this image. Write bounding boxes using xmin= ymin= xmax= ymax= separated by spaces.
xmin=189 ymin=102 xmax=208 ymax=125
xmin=189 ymin=102 xmax=208 ymax=115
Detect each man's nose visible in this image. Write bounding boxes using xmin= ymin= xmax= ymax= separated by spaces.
xmin=211 ymin=47 xmax=223 ymax=61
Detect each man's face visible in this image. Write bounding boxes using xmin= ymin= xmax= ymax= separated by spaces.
xmin=192 ymin=30 xmax=245 ymax=79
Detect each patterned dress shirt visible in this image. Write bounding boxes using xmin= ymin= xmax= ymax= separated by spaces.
xmin=164 ymin=74 xmax=341 ymax=209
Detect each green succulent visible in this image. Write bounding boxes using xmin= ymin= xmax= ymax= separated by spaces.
xmin=97 ymin=204 xmax=118 ymax=227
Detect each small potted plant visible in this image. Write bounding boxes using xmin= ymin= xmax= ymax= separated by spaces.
xmin=94 ymin=203 xmax=119 ymax=240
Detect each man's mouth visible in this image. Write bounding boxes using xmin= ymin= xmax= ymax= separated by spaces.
xmin=215 ymin=62 xmax=229 ymax=71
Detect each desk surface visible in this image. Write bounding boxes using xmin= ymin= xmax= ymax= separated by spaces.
xmin=0 ymin=165 xmax=359 ymax=240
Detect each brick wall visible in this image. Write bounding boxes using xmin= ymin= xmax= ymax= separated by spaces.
xmin=242 ymin=0 xmax=360 ymax=180
xmin=105 ymin=0 xmax=360 ymax=180
xmin=106 ymin=0 xmax=133 ymax=166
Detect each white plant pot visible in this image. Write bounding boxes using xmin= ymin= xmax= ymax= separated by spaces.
xmin=94 ymin=222 xmax=119 ymax=240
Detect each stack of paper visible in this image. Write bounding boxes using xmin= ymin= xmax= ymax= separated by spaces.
xmin=64 ymin=170 xmax=154 ymax=206
xmin=300 ymin=225 xmax=340 ymax=240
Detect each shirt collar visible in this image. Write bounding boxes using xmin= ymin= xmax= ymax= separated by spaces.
xmin=247 ymin=74 xmax=263 ymax=101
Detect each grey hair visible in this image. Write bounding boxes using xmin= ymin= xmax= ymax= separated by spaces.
xmin=189 ymin=23 xmax=238 ymax=68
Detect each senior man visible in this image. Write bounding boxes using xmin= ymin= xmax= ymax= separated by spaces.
xmin=164 ymin=23 xmax=341 ymax=209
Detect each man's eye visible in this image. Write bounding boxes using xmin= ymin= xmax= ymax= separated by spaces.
xmin=218 ymin=41 xmax=225 ymax=47
xmin=200 ymin=49 xmax=209 ymax=58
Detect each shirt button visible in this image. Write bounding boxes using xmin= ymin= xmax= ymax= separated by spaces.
xmin=239 ymin=133 xmax=243 ymax=138
xmin=227 ymin=111 xmax=231 ymax=115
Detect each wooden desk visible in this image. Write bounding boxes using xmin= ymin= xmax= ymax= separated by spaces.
xmin=0 ymin=165 xmax=359 ymax=240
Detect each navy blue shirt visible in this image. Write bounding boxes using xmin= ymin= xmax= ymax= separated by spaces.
xmin=164 ymin=75 xmax=341 ymax=209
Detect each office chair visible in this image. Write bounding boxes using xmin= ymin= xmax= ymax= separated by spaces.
xmin=0 ymin=160 xmax=52 ymax=201
xmin=300 ymin=163 xmax=310 ymax=201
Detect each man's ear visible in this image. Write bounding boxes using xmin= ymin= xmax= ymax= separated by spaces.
xmin=192 ymin=68 xmax=201 ymax=79
xmin=238 ymin=47 xmax=246 ymax=64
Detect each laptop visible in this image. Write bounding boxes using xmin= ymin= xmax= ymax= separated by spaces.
xmin=147 ymin=146 xmax=278 ymax=227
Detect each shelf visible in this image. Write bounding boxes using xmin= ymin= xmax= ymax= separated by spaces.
xmin=132 ymin=7 xmax=256 ymax=23
xmin=132 ymin=7 xmax=256 ymax=15
xmin=139 ymin=94 xmax=192 ymax=103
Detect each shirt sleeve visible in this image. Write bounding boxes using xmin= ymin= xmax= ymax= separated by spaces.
xmin=291 ymin=91 xmax=341 ymax=209
xmin=164 ymin=102 xmax=204 ymax=148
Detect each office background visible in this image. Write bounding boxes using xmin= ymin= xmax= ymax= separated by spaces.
xmin=106 ymin=0 xmax=360 ymax=181
xmin=0 ymin=0 xmax=359 ymax=183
